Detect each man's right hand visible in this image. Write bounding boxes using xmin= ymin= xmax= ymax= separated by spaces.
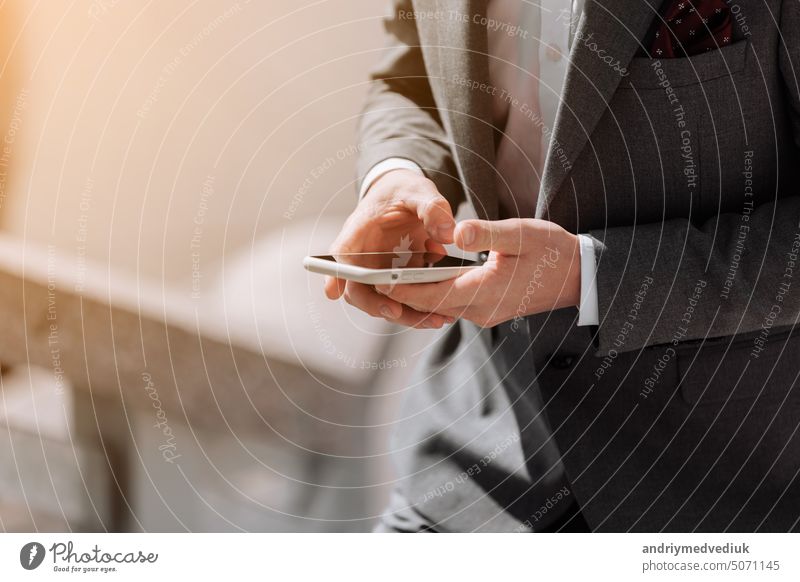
xmin=324 ymin=169 xmax=456 ymax=329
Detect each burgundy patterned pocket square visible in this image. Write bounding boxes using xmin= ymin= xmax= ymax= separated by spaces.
xmin=643 ymin=0 xmax=734 ymax=58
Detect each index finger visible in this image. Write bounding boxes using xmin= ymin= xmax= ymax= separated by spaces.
xmin=376 ymin=269 xmax=483 ymax=312
xmin=324 ymin=275 xmax=347 ymax=299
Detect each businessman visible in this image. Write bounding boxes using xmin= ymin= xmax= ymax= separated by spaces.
xmin=325 ymin=0 xmax=800 ymax=531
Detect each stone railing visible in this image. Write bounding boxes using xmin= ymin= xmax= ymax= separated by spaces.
xmin=0 ymin=228 xmax=403 ymax=531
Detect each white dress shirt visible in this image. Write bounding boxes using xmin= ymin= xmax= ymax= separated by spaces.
xmin=360 ymin=0 xmax=599 ymax=326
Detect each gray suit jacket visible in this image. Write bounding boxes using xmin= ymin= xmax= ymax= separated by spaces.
xmin=358 ymin=0 xmax=800 ymax=531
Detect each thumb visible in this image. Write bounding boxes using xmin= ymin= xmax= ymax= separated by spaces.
xmin=454 ymin=219 xmax=527 ymax=255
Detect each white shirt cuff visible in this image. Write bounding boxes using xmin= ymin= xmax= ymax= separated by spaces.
xmin=577 ymin=234 xmax=599 ymax=326
xmin=359 ymin=158 xmax=424 ymax=199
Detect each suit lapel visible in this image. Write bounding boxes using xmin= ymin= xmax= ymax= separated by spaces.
xmin=416 ymin=0 xmax=664 ymax=221
xmin=536 ymin=0 xmax=665 ymax=218
xmin=416 ymin=0 xmax=498 ymax=220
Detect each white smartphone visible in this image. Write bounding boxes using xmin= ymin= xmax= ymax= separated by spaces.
xmin=303 ymin=251 xmax=484 ymax=285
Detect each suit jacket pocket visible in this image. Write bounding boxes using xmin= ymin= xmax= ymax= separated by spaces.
xmin=622 ymin=38 xmax=750 ymax=89
xmin=677 ymin=326 xmax=799 ymax=406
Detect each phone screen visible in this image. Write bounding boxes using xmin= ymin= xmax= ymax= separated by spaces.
xmin=313 ymin=252 xmax=483 ymax=270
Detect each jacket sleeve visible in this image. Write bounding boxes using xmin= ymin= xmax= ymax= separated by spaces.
xmin=588 ymin=3 xmax=800 ymax=356
xmin=356 ymin=0 xmax=464 ymax=210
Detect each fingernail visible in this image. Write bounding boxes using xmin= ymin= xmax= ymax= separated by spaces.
xmin=460 ymin=224 xmax=475 ymax=246
xmin=421 ymin=320 xmax=433 ymax=329
xmin=380 ymin=305 xmax=397 ymax=319
xmin=437 ymin=221 xmax=454 ymax=238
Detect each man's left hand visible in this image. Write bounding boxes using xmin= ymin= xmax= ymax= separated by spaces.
xmin=376 ymin=218 xmax=582 ymax=328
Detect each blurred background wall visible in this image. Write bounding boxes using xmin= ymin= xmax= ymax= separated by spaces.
xmin=0 ymin=0 xmax=434 ymax=532
xmin=2 ymin=0 xmax=387 ymax=288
